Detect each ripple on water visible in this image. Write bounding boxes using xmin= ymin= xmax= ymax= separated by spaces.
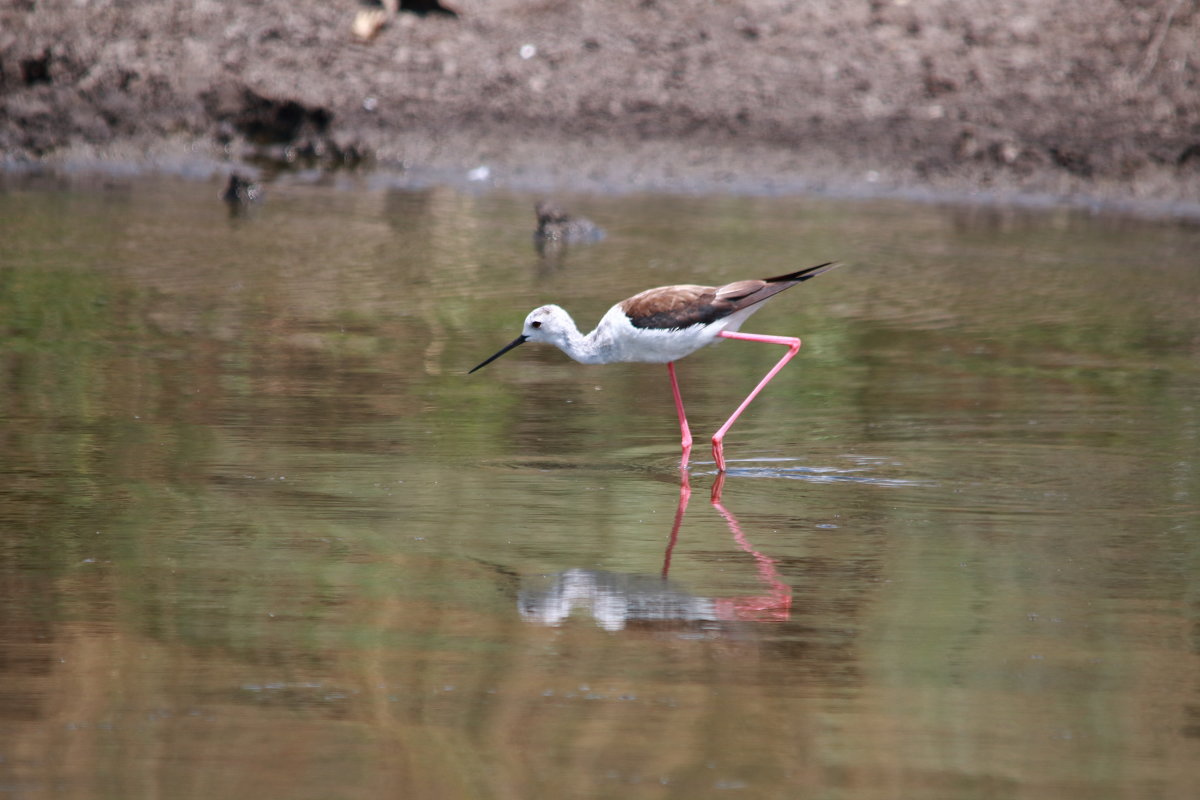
xmin=700 ymin=456 xmax=934 ymax=488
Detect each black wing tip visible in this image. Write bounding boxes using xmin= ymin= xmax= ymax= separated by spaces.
xmin=764 ymin=261 xmax=842 ymax=284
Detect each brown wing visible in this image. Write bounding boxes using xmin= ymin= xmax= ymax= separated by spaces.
xmin=713 ymin=279 xmax=771 ymax=303
xmin=622 ymin=263 xmax=840 ymax=331
xmin=709 ymin=262 xmax=841 ymax=313
xmin=622 ymin=284 xmax=726 ymax=330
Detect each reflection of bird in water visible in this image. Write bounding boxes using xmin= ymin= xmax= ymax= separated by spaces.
xmin=469 ymin=261 xmax=841 ymax=470
xmin=533 ymin=201 xmax=605 ymax=247
xmin=518 ymin=473 xmax=791 ymax=631
xmin=519 ymin=569 xmax=719 ymax=631
xmin=220 ymin=173 xmax=261 ymax=206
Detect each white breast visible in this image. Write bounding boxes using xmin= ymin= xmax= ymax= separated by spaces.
xmin=590 ymin=305 xmax=728 ymax=364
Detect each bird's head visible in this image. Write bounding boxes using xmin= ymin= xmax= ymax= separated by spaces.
xmin=469 ymin=305 xmax=576 ymax=373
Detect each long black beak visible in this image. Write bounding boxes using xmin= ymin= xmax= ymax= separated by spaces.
xmin=469 ymin=334 xmax=528 ymax=374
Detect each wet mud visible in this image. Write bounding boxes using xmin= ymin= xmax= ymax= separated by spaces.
xmin=2 ymin=1 xmax=1198 ymax=213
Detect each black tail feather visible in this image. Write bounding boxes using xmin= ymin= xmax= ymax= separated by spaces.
xmin=764 ymin=261 xmax=842 ymax=284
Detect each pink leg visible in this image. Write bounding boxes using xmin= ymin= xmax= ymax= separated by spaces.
xmin=667 ymin=362 xmax=693 ymax=469
xmin=711 ymin=331 xmax=802 ymax=471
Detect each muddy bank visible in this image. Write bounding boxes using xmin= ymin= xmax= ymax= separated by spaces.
xmin=2 ymin=0 xmax=1198 ymax=212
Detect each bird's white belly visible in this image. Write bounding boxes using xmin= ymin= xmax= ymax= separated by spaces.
xmin=612 ymin=323 xmax=723 ymax=363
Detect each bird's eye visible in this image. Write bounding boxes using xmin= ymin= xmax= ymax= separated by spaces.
xmin=530 ymin=321 xmax=542 ymax=329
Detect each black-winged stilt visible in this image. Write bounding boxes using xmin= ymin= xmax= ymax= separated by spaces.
xmin=470 ymin=261 xmax=841 ymax=470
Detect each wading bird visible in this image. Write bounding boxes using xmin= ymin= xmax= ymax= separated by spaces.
xmin=470 ymin=261 xmax=840 ymax=470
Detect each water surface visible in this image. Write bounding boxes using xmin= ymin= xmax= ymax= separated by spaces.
xmin=1 ymin=172 xmax=1198 ymax=799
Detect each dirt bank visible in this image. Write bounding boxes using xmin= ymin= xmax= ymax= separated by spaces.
xmin=2 ymin=0 xmax=1198 ymax=211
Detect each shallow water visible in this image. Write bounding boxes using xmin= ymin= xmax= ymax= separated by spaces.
xmin=1 ymin=172 xmax=1198 ymax=799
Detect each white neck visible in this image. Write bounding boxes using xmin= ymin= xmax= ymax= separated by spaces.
xmin=529 ymin=305 xmax=619 ymax=364
xmin=556 ymin=321 xmax=615 ymax=365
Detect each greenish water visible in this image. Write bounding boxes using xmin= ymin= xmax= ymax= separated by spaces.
xmin=1 ymin=172 xmax=1198 ymax=799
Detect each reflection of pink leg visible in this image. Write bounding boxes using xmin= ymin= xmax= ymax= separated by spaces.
xmin=711 ymin=331 xmax=802 ymax=471
xmin=661 ymin=473 xmax=790 ymax=621
xmin=709 ymin=474 xmax=792 ymax=621
xmin=667 ymin=362 xmax=693 ymax=469
xmin=660 ymin=471 xmax=692 ymax=578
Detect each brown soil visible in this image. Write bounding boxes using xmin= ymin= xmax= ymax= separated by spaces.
xmin=2 ymin=0 xmax=1199 ymax=213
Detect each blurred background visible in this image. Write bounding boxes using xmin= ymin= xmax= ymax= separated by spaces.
xmin=2 ymin=2 xmax=1199 ymax=799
